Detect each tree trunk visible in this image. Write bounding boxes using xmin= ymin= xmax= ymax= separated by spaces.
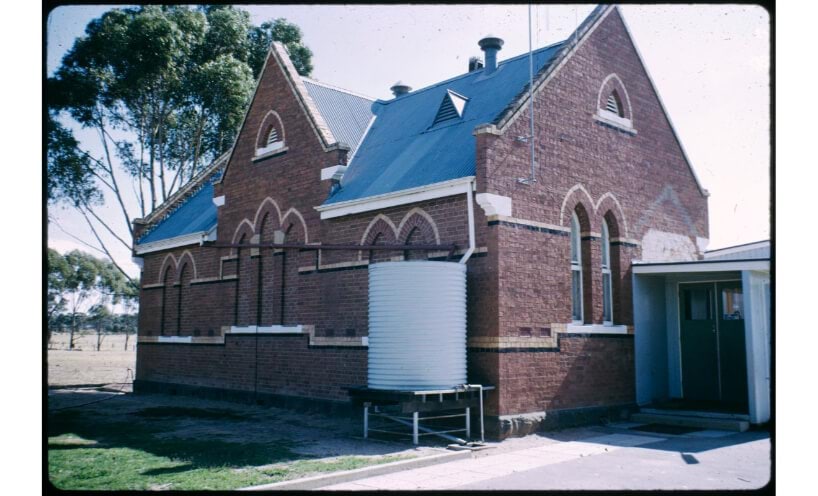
xmin=69 ymin=313 xmax=76 ymax=351
xmin=96 ymin=322 xmax=102 ymax=351
xmin=124 ymin=332 xmax=130 ymax=351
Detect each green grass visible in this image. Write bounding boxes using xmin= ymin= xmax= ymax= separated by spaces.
xmin=48 ymin=406 xmax=412 ymax=490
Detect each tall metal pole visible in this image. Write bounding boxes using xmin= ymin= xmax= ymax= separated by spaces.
xmin=528 ymin=2 xmax=536 ymax=183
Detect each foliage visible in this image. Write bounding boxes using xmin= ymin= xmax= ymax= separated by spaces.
xmin=47 ymin=113 xmax=101 ymax=207
xmin=47 ymin=6 xmax=313 ymax=280
xmin=47 ymin=249 xmax=140 ymax=344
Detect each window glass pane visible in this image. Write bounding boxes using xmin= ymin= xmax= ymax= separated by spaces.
xmin=601 ymin=222 xmax=610 ymax=267
xmin=570 ymin=214 xmax=580 ymax=263
xmin=572 ymin=270 xmax=582 ymax=321
xmin=683 ymin=289 xmax=711 ymax=320
xmin=722 ymin=288 xmax=744 ymax=320
xmin=603 ymin=272 xmax=612 ymax=322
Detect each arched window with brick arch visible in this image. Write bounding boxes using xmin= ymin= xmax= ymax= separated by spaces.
xmin=601 ymin=220 xmax=613 ymax=325
xmin=255 ymin=111 xmax=286 ymax=157
xmin=398 ymin=209 xmax=439 ymax=261
xmin=602 ymin=210 xmax=623 ymax=325
xmin=570 ymin=204 xmax=594 ymax=324
xmin=596 ymin=74 xmax=634 ymax=132
xmin=570 ymin=211 xmax=583 ymax=324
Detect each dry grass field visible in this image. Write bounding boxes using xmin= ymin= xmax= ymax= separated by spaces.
xmin=48 ymin=333 xmax=135 ymax=388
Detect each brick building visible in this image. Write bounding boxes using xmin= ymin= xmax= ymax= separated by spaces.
xmin=132 ymin=5 xmax=713 ymax=437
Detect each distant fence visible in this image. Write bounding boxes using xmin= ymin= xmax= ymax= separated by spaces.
xmin=48 ymin=332 xmax=136 ymax=351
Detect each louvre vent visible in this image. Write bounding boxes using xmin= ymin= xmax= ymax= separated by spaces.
xmin=606 ymin=94 xmax=620 ymax=116
xmin=266 ymin=127 xmax=280 ymax=146
xmin=433 ymin=98 xmax=459 ymax=124
xmin=432 ymin=90 xmax=469 ymax=126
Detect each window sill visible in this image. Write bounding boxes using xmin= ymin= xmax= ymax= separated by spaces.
xmin=565 ymin=323 xmax=629 ymax=334
xmin=227 ymin=325 xmax=303 ymax=334
xmin=252 ymin=146 xmax=289 ymax=162
xmin=594 ymin=110 xmax=637 ymax=135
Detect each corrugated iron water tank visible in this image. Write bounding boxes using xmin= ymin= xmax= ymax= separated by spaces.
xmin=368 ymin=261 xmax=467 ymax=390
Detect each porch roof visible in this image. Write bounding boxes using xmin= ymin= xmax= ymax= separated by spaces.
xmin=632 ymin=258 xmax=769 ymax=275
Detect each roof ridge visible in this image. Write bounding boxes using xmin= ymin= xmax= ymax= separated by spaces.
xmin=376 ymin=39 xmax=566 ymax=105
xmin=301 ymin=76 xmax=376 ymax=102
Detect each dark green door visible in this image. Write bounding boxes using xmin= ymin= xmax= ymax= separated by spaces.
xmin=679 ymin=283 xmax=720 ymax=402
xmin=679 ymin=281 xmax=749 ymax=409
xmin=716 ymin=281 xmax=749 ymax=407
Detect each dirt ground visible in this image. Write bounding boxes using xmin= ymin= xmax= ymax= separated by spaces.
xmin=48 ymin=348 xmax=136 ymax=388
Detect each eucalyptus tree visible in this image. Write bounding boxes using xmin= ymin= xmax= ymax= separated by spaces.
xmin=47 ymin=248 xmax=139 ymax=349
xmin=47 ymin=6 xmax=313 ymax=280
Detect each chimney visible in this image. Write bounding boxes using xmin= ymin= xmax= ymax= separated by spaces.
xmin=390 ymin=81 xmax=412 ymax=98
xmin=468 ymin=56 xmax=484 ymax=72
xmin=478 ymin=36 xmax=504 ymax=75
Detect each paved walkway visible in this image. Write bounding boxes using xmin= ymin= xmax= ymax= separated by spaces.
xmin=321 ymin=424 xmax=770 ymax=491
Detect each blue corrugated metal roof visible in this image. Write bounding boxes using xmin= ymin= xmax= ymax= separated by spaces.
xmin=138 ymin=180 xmax=217 ymax=244
xmin=323 ymin=41 xmax=565 ymax=205
xmin=303 ymin=78 xmax=374 ymax=155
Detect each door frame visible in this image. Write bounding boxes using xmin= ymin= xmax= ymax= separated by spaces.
xmin=676 ymin=279 xmax=742 ymax=403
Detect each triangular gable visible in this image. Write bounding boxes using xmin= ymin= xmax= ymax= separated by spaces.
xmin=217 ymin=42 xmax=340 ymax=184
xmin=494 ymin=4 xmax=707 ymax=197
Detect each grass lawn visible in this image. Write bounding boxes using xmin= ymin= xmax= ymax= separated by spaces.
xmin=48 ymin=404 xmax=410 ymax=490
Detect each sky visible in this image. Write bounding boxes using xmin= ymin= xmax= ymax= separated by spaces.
xmin=45 ymin=4 xmax=770 ymax=278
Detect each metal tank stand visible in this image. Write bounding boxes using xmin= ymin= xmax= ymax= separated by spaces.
xmin=348 ymin=385 xmax=493 ymax=445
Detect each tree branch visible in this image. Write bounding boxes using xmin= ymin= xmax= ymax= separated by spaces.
xmin=48 ymin=215 xmax=108 ymax=256
xmin=78 ymin=209 xmax=135 ymax=284
xmin=79 ymin=203 xmax=133 ymax=252
xmin=95 ymin=111 xmax=134 ymax=237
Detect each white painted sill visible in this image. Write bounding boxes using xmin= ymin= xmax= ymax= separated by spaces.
xmin=157 ymin=336 xmax=193 ymax=343
xmin=565 ymin=323 xmax=628 ymax=334
xmin=227 ymin=325 xmax=303 ymax=334
xmin=252 ymin=145 xmax=289 ymax=162
xmin=594 ymin=110 xmax=637 ymax=135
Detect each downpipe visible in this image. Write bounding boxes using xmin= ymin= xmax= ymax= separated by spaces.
xmin=459 ymin=180 xmax=476 ymax=264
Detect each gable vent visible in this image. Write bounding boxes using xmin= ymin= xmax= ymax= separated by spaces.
xmin=266 ymin=127 xmax=280 ymax=146
xmin=432 ymin=90 xmax=469 ymax=126
xmin=605 ymin=94 xmax=620 ymax=116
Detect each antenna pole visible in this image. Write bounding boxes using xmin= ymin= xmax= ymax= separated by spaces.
xmin=529 ymin=3 xmax=536 ymax=182
xmin=518 ymin=3 xmax=537 ymax=185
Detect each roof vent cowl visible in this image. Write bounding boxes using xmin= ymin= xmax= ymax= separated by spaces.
xmin=478 ymin=36 xmax=504 ymax=75
xmin=390 ymin=81 xmax=412 ymax=98
xmin=468 ymin=56 xmax=484 ymax=72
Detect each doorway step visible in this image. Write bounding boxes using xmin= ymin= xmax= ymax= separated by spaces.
xmin=630 ymin=409 xmax=749 ymax=432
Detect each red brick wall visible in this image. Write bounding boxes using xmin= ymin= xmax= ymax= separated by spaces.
xmin=469 ymin=8 xmax=706 ymax=417
xmin=136 ymin=336 xmax=366 ymax=400
xmin=493 ymin=335 xmax=635 ymax=415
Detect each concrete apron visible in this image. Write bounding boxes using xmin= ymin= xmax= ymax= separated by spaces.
xmin=238 ymin=450 xmax=473 ymax=491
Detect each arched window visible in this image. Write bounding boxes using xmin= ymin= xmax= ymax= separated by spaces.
xmin=258 ymin=124 xmax=284 ymax=155
xmin=595 ymin=75 xmax=635 ymax=133
xmin=601 ymin=220 xmax=613 ymax=325
xmin=255 ymin=111 xmax=286 ymax=158
xmin=570 ymin=212 xmax=583 ymax=323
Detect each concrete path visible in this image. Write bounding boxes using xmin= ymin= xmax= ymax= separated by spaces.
xmin=321 ymin=424 xmax=771 ymax=491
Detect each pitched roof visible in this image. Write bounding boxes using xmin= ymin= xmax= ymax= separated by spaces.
xmin=134 ymin=155 xmax=226 ymax=247
xmin=302 ymin=77 xmax=374 ymax=155
xmin=322 ymin=41 xmax=565 ymax=206
xmin=137 ymin=177 xmax=219 ymax=245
